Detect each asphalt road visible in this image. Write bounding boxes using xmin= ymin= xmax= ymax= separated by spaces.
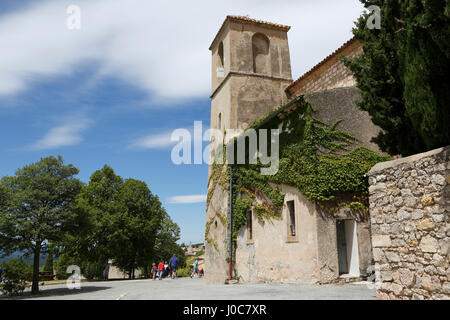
xmin=4 ymin=277 xmax=376 ymax=300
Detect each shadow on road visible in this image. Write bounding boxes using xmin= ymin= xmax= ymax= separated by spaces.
xmin=1 ymin=285 xmax=112 ymax=300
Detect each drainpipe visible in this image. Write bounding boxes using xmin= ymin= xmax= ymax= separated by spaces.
xmin=228 ymin=164 xmax=233 ymax=281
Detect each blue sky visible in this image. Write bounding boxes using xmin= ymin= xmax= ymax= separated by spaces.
xmin=0 ymin=0 xmax=364 ymax=244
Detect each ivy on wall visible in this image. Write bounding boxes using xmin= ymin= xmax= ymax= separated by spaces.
xmin=206 ymin=96 xmax=390 ymax=253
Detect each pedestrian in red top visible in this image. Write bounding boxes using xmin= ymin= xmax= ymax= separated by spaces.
xmin=157 ymin=261 xmax=164 ymax=280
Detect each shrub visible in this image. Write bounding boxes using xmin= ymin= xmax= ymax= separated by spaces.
xmin=83 ymin=261 xmax=103 ymax=280
xmin=0 ymin=258 xmax=32 ymax=296
xmin=54 ymin=253 xmax=78 ymax=280
xmin=177 ymin=266 xmax=191 ymax=278
xmin=194 ymin=250 xmax=204 ymax=257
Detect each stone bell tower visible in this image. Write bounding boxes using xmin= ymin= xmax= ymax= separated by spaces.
xmin=205 ymin=16 xmax=293 ymax=284
xmin=209 ymin=16 xmax=293 ymax=133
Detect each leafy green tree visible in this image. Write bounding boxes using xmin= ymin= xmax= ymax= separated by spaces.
xmin=63 ymin=165 xmax=123 ymax=274
xmin=0 ymin=258 xmax=32 ymax=296
xmin=343 ymin=0 xmax=449 ymax=156
xmin=154 ymin=213 xmax=186 ymax=268
xmin=0 ymin=156 xmax=86 ymax=294
xmin=111 ymin=178 xmax=165 ymax=278
xmin=71 ymin=166 xmax=168 ymax=279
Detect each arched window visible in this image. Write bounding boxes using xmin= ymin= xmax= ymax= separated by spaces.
xmin=252 ymin=33 xmax=270 ymax=74
xmin=216 ymin=42 xmax=225 ymax=78
xmin=218 ymin=42 xmax=224 ymax=67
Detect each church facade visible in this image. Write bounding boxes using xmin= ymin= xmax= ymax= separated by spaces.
xmin=205 ymin=16 xmax=382 ymax=284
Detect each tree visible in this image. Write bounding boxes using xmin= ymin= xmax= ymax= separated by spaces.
xmin=69 ymin=165 xmax=124 ymax=270
xmin=111 ymin=178 xmax=165 ymax=278
xmin=343 ymin=0 xmax=449 ymax=156
xmin=0 ymin=156 xmax=85 ymax=294
xmin=154 ymin=213 xmax=186 ymax=268
xmin=72 ymin=166 xmax=167 ymax=279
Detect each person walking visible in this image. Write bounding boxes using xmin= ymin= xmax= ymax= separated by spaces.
xmin=157 ymin=260 xmax=165 ymax=280
xmin=164 ymin=261 xmax=169 ymax=277
xmin=193 ymin=258 xmax=199 ymax=278
xmin=151 ymin=263 xmax=157 ymax=280
xmin=102 ymin=260 xmax=110 ymax=281
xmin=168 ymin=254 xmax=180 ymax=279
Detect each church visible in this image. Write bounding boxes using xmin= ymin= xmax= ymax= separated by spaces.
xmin=205 ymin=16 xmax=383 ymax=284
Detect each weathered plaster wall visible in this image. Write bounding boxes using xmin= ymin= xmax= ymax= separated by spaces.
xmin=235 ymin=184 xmax=320 ymax=283
xmin=210 ymin=77 xmax=232 ymax=132
xmin=211 ymin=23 xmax=231 ymax=94
xmin=368 ymin=146 xmax=450 ymax=300
xmin=316 ymin=208 xmax=372 ymax=283
xmin=234 ymin=185 xmax=373 ymax=284
xmin=305 ymin=87 xmax=382 ymax=154
xmin=229 ymin=22 xmax=292 ymax=80
xmin=230 ymin=75 xmax=291 ymax=130
xmin=205 ymin=178 xmax=230 ymax=284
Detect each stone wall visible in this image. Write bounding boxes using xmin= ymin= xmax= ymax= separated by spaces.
xmin=286 ymin=39 xmax=362 ymax=97
xmin=368 ymin=146 xmax=450 ymax=300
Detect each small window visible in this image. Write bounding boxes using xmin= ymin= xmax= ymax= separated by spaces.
xmin=218 ymin=113 xmax=222 ymax=130
xmin=247 ymin=210 xmax=253 ymax=241
xmin=215 ymin=221 xmax=218 ymax=228
xmin=287 ymin=200 xmax=296 ymax=237
xmin=218 ymin=42 xmax=224 ymax=67
xmin=216 ymin=42 xmax=225 ymax=78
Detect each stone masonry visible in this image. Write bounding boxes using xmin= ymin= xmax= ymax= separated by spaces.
xmin=285 ymin=38 xmax=362 ymax=97
xmin=368 ymin=146 xmax=450 ymax=300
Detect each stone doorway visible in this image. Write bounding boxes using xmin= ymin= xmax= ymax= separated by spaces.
xmin=336 ymin=219 xmax=360 ymax=277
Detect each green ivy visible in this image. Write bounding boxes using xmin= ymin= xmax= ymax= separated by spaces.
xmin=230 ymin=96 xmax=390 ymax=236
xmin=206 ymin=96 xmax=390 ymax=257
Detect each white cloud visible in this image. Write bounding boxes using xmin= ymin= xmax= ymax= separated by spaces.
xmin=129 ymin=131 xmax=176 ymax=150
xmin=167 ymin=195 xmax=207 ymax=204
xmin=30 ymin=115 xmax=92 ymax=150
xmin=0 ymin=0 xmax=364 ymax=101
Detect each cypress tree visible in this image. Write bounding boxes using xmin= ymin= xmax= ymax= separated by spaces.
xmin=343 ymin=0 xmax=449 ymax=156
xmin=43 ymin=254 xmax=54 ymax=274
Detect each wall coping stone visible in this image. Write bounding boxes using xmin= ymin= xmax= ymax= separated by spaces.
xmin=368 ymin=146 xmax=450 ymax=176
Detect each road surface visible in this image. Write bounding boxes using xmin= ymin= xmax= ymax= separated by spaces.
xmin=2 ymin=277 xmax=376 ymax=300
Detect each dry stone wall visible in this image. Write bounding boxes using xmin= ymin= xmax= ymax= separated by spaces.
xmin=368 ymin=146 xmax=449 ymax=300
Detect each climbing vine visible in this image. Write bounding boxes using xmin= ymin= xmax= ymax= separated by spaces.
xmin=206 ymin=96 xmax=390 ymax=254
xmin=230 ymin=96 xmax=390 ymax=239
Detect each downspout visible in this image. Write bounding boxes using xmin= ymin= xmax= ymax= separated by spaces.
xmin=228 ymin=164 xmax=233 ymax=281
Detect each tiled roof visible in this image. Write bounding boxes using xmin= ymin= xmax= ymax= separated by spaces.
xmin=285 ymin=37 xmax=360 ymax=94
xmin=209 ymin=15 xmax=291 ymax=50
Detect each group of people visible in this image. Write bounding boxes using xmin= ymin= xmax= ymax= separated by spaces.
xmin=151 ymin=254 xmax=180 ymax=280
xmin=150 ymin=254 xmax=204 ymax=280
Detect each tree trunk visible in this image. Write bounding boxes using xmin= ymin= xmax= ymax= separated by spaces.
xmin=31 ymin=247 xmax=40 ymax=294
